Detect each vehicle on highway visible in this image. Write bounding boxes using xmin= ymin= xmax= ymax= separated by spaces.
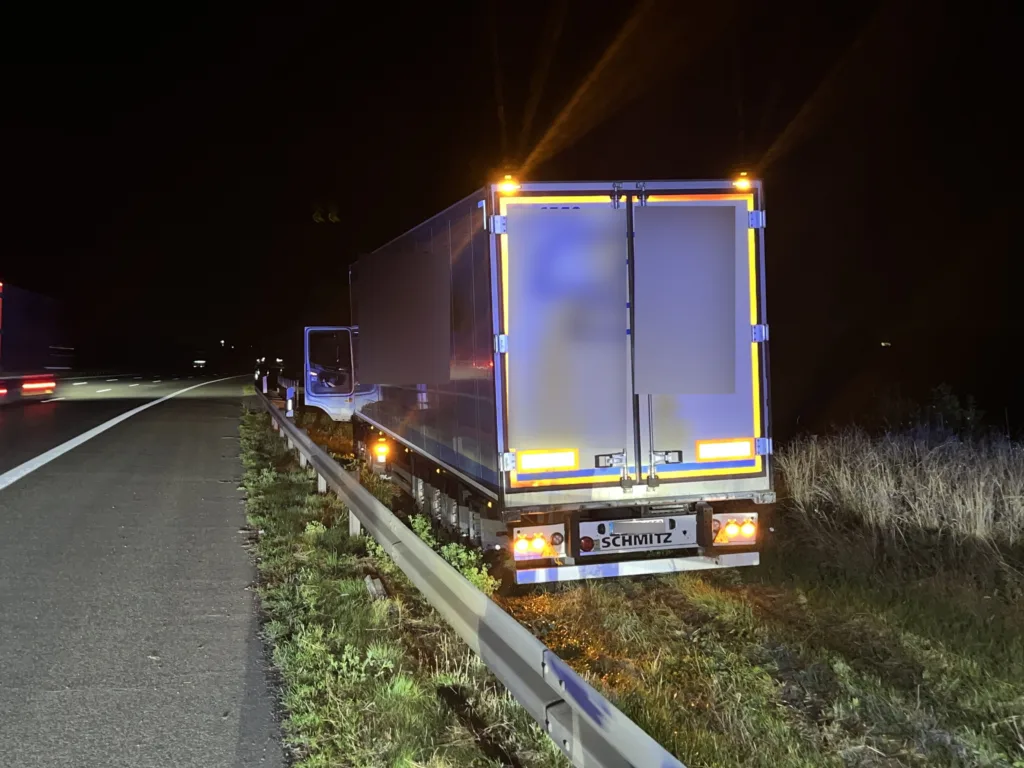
xmin=0 ymin=282 xmax=74 ymax=374
xmin=0 ymin=281 xmax=69 ymax=402
xmin=254 ymin=355 xmax=285 ymax=390
xmin=302 ymin=175 xmax=773 ymax=584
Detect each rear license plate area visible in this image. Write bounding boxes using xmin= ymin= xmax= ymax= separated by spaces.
xmin=578 ymin=514 xmax=697 ymax=556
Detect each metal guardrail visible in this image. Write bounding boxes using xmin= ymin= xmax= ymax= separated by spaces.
xmin=255 ymin=390 xmax=686 ymax=768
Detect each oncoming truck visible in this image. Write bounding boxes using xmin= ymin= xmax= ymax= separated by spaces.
xmin=303 ymin=176 xmax=773 ymax=584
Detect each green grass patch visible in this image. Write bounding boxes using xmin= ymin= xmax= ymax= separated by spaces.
xmin=504 ymin=568 xmax=1023 ymax=768
xmin=241 ymin=408 xmax=565 ymax=768
xmin=291 ymin=407 xmax=1023 ymax=766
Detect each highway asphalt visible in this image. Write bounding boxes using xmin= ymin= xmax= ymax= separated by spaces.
xmin=0 ymin=374 xmax=283 ymax=767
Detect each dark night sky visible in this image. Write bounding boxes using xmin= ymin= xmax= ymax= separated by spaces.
xmin=2 ymin=1 xmax=1015 ymax=434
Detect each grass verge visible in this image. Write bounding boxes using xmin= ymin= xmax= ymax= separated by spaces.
xmin=241 ymin=408 xmax=566 ymax=768
xmin=293 ymin=409 xmax=1024 ymax=767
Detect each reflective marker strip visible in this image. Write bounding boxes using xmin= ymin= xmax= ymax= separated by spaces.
xmin=0 ymin=375 xmax=246 ymax=493
xmin=516 ymin=449 xmax=579 ymax=473
xmin=695 ymin=438 xmax=755 ymax=462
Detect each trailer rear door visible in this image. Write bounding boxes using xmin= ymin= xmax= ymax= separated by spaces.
xmin=500 ymin=196 xmax=630 ymax=490
xmin=631 ymin=193 xmax=766 ymax=484
xmin=499 ymin=189 xmax=767 ymax=493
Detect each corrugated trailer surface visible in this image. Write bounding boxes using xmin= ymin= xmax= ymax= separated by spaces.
xmin=355 ymin=190 xmax=502 ymax=492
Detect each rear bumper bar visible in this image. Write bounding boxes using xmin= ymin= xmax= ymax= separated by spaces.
xmin=515 ymin=551 xmax=759 ymax=584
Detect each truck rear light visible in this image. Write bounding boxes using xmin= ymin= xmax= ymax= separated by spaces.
xmin=516 ymin=449 xmax=579 ymax=473
xmin=696 ymin=438 xmax=755 ymax=462
xmin=712 ymin=514 xmax=758 ymax=546
xmin=0 ymin=387 xmax=7 ymax=396
xmin=22 ymin=381 xmax=56 ymax=392
xmin=579 ymin=536 xmax=594 ymax=552
xmin=510 ymin=522 xmax=566 ymax=560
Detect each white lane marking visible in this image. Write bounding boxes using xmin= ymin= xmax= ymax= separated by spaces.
xmin=128 ymin=384 xmax=139 ymax=388
xmin=72 ymin=382 xmax=88 ymax=386
xmin=133 ymin=376 xmax=142 ymax=380
xmin=41 ymin=397 xmax=66 ymax=403
xmin=96 ymin=388 xmax=112 ymax=393
xmin=106 ymin=378 xmax=118 ymax=382
xmin=0 ymin=375 xmax=246 ymax=492
xmin=152 ymin=380 xmax=162 ymax=383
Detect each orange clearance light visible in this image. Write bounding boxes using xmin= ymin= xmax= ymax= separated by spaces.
xmin=514 ymin=537 xmax=530 ymax=554
xmin=498 ymin=174 xmax=520 ymax=194
xmin=725 ymin=522 xmax=741 ymax=538
xmin=530 ymin=535 xmax=547 ymax=553
xmin=373 ymin=441 xmax=389 ymax=462
xmin=733 ymin=172 xmax=752 ymax=191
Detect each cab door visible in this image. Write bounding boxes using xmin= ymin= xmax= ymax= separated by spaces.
xmin=303 ymin=326 xmax=355 ymax=421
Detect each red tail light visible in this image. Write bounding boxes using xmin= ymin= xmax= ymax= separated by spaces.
xmin=579 ymin=536 xmax=594 ymax=552
xmin=23 ymin=381 xmax=56 ymax=392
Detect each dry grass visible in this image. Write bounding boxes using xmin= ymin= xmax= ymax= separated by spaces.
xmin=778 ymin=429 xmax=1024 ymax=547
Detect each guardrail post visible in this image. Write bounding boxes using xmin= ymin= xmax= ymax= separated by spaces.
xmin=262 ymin=375 xmax=268 ymax=394
xmin=299 ymin=453 xmax=308 ymax=468
xmin=317 ymin=474 xmax=327 ymax=493
xmin=285 ymin=386 xmax=295 ymax=418
xmin=349 ymin=510 xmax=362 ymax=537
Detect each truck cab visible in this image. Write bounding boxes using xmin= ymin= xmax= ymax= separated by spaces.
xmin=302 ymin=326 xmax=379 ymax=421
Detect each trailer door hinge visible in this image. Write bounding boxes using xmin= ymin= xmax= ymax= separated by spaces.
xmin=494 ymin=334 xmax=508 ymax=354
xmin=751 ymin=324 xmax=769 ymax=342
xmin=490 ymin=214 xmax=507 ymax=234
xmin=635 ymin=181 xmax=648 ymax=206
xmin=755 ymin=437 xmax=773 ymax=456
xmin=500 ymin=452 xmax=516 ymax=472
xmin=611 ymin=182 xmax=623 ymax=209
xmin=748 ymin=210 xmax=766 ymax=229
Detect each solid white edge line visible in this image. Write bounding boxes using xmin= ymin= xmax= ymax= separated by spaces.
xmin=41 ymin=397 xmax=65 ymax=403
xmin=0 ymin=375 xmax=246 ymax=493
